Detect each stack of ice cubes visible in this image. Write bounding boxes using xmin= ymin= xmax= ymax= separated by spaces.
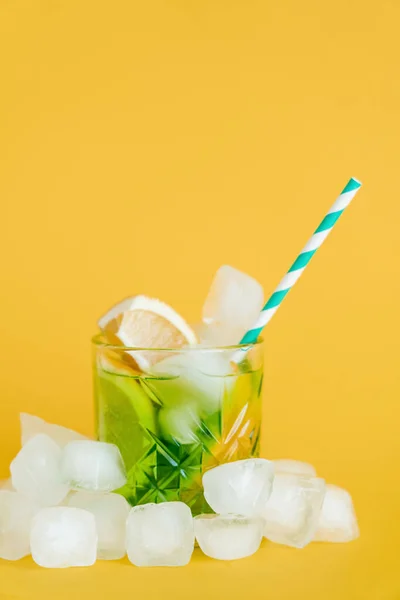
xmin=0 ymin=412 xmax=359 ymax=568
xmin=196 ymin=458 xmax=356 ymax=559
xmin=1 ymin=414 xmax=130 ymax=567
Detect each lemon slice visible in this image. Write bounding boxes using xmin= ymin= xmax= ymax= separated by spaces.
xmin=98 ymin=351 xmax=141 ymax=378
xmin=98 ymin=297 xmax=136 ymax=333
xmin=116 ymin=295 xmax=198 ymax=371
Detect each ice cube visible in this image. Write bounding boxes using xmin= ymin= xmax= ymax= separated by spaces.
xmin=0 ymin=479 xmax=14 ymax=491
xmin=0 ymin=491 xmax=39 ymax=560
xmin=61 ymin=440 xmax=127 ymax=492
xmin=314 ymin=484 xmax=359 ymax=543
xmin=263 ymin=473 xmax=325 ymax=548
xmin=20 ymin=413 xmax=87 ymax=448
xmin=202 ymin=265 xmax=264 ymax=345
xmin=126 ymin=502 xmax=194 ymax=567
xmin=203 ymin=459 xmax=274 ymax=517
xmin=67 ymin=492 xmax=130 ymax=559
xmin=30 ymin=507 xmax=97 ymax=568
xmin=10 ymin=434 xmax=69 ymax=506
xmin=273 ymin=459 xmax=316 ymax=477
xmin=150 ymin=351 xmax=233 ymax=415
xmin=158 ymin=403 xmax=200 ymax=444
xmin=194 ymin=514 xmax=264 ymax=560
xmin=152 ymin=351 xmax=233 ymax=378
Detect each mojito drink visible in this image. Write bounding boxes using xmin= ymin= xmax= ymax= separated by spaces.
xmin=94 ymin=265 xmax=265 ymax=514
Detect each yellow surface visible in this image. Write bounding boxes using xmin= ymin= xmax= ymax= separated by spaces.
xmin=0 ymin=0 xmax=399 ymax=598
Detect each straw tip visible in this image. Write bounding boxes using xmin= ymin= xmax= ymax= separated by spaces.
xmin=341 ymin=177 xmax=362 ymax=194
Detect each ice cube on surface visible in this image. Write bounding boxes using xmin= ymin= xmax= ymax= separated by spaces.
xmin=126 ymin=502 xmax=194 ymax=567
xmin=273 ymin=459 xmax=316 ymax=477
xmin=263 ymin=473 xmax=325 ymax=548
xmin=314 ymin=484 xmax=359 ymax=543
xmin=20 ymin=413 xmax=87 ymax=448
xmin=10 ymin=434 xmax=69 ymax=506
xmin=67 ymin=492 xmax=130 ymax=559
xmin=0 ymin=491 xmax=39 ymax=561
xmin=194 ymin=514 xmax=264 ymax=561
xmin=61 ymin=440 xmax=126 ymax=492
xmin=30 ymin=507 xmax=97 ymax=568
xmin=201 ymin=265 xmax=264 ymax=345
xmin=203 ymin=459 xmax=274 ymax=517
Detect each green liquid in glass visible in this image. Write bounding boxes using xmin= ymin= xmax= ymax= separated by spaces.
xmin=94 ymin=361 xmax=262 ymax=515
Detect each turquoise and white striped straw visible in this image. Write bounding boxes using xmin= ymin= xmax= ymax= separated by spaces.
xmin=239 ymin=177 xmax=362 ymax=346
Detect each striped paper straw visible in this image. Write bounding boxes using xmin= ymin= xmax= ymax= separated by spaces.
xmin=239 ymin=177 xmax=362 ymax=346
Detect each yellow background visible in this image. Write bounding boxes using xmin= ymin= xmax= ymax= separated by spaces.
xmin=1 ymin=0 xmax=399 ymax=598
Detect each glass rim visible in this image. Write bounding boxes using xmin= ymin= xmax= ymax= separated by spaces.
xmin=91 ymin=333 xmax=264 ymax=352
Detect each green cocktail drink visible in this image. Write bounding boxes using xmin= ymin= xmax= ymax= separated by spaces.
xmin=93 ymin=337 xmax=263 ymax=515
